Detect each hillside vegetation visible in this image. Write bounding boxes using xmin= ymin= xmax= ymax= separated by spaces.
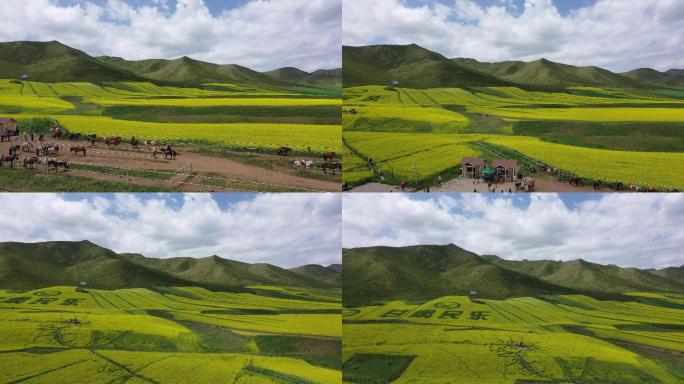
xmin=0 ymin=41 xmax=341 ymax=88
xmin=343 ymin=244 xmax=683 ymax=306
xmin=0 ymin=241 xmax=340 ymax=290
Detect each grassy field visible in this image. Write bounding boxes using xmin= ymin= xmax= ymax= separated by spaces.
xmin=0 ymin=285 xmax=342 ymax=383
xmin=342 ymin=293 xmax=684 ymax=383
xmin=342 ymin=85 xmax=684 ymax=189
xmin=0 ymin=79 xmax=341 ymax=154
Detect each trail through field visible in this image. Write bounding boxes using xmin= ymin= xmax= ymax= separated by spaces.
xmin=433 ymin=174 xmax=618 ymax=193
xmin=0 ymin=139 xmax=339 ymax=192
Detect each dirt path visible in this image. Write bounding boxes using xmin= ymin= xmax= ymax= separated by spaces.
xmin=349 ymin=174 xmax=619 ymax=193
xmin=1 ymin=139 xmax=340 ymax=191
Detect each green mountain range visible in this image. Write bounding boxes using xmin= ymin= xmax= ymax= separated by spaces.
xmin=0 ymin=241 xmax=340 ymax=290
xmin=0 ymin=41 xmax=341 ymax=87
xmin=343 ymin=43 xmax=684 ymax=89
xmin=621 ymin=68 xmax=684 ymax=88
xmin=454 ymin=57 xmax=646 ymax=88
xmin=265 ymin=67 xmax=342 ymax=87
xmin=343 ymin=44 xmax=510 ymax=88
xmin=343 ymin=244 xmax=683 ymax=306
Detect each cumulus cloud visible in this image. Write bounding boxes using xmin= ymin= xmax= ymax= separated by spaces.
xmin=0 ymin=193 xmax=341 ymax=268
xmin=342 ymin=193 xmax=684 ymax=269
xmin=343 ymin=0 xmax=684 ymax=72
xmin=0 ymin=0 xmax=341 ymax=71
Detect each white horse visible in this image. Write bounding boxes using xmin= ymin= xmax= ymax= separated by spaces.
xmin=293 ymin=159 xmax=315 ymax=169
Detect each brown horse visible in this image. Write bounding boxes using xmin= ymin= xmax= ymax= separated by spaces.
xmin=44 ymin=158 xmax=69 ymax=171
xmin=23 ymin=156 xmax=39 ymax=169
xmin=155 ymin=148 xmax=177 ymax=160
xmin=9 ymin=144 xmax=20 ymax=156
xmin=104 ymin=136 xmax=121 ymax=147
xmin=70 ymin=146 xmax=87 ymax=156
xmin=1 ymin=154 xmax=18 ymax=167
xmin=323 ymin=151 xmax=336 ymax=162
xmin=277 ymin=146 xmax=292 ymax=156
xmin=322 ymin=161 xmax=341 ymax=175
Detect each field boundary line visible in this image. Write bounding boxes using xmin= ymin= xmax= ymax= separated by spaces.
xmin=91 ymin=350 xmax=159 ymax=384
xmin=6 ymin=359 xmax=90 ymax=384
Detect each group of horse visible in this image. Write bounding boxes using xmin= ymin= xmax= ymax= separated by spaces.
xmin=1 ymin=139 xmax=75 ymax=171
xmin=0 ymin=152 xmax=69 ymax=171
xmin=292 ymin=151 xmax=341 ymax=175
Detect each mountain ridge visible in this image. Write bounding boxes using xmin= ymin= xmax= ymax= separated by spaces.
xmin=343 ymin=244 xmax=683 ymax=306
xmin=343 ymin=43 xmax=682 ymax=89
xmin=0 ymin=240 xmax=339 ymax=290
xmin=0 ymin=40 xmax=340 ymax=87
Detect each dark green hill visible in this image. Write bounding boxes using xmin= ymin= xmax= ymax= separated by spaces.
xmin=342 ymin=244 xmax=578 ymax=306
xmin=343 ymin=244 xmax=684 ymax=306
xmin=454 ymin=57 xmax=646 ymax=88
xmin=343 ymin=44 xmax=510 ymax=88
xmin=124 ymin=254 xmax=337 ymax=288
xmin=289 ymin=264 xmax=341 ymax=285
xmin=97 ymin=55 xmax=279 ymax=85
xmin=327 ymin=264 xmax=342 ymax=273
xmin=621 ymin=68 xmax=684 ymax=89
xmin=0 ymin=41 xmax=147 ymax=82
xmin=488 ymin=257 xmax=684 ymax=293
xmin=0 ymin=241 xmax=194 ymax=290
xmin=0 ymin=241 xmax=336 ymax=290
xmin=265 ymin=67 xmax=341 ymax=87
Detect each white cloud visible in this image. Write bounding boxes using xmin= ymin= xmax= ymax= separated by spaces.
xmin=0 ymin=0 xmax=341 ymax=71
xmin=343 ymin=0 xmax=684 ymax=72
xmin=342 ymin=193 xmax=684 ymax=269
xmin=0 ymin=193 xmax=341 ymax=268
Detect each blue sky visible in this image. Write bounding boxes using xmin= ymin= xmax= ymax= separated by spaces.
xmin=343 ymin=0 xmax=684 ymax=72
xmin=0 ymin=0 xmax=342 ymax=71
xmin=0 ymin=193 xmax=342 ymax=267
xmin=63 ymin=192 xmax=260 ymax=210
xmin=343 ymin=193 xmax=684 ymax=269
xmin=58 ymin=0 xmax=250 ymax=15
xmin=404 ymin=0 xmax=597 ymax=16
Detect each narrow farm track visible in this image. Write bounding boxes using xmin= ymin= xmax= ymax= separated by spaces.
xmin=91 ymin=350 xmax=159 ymax=384
xmin=0 ymin=139 xmax=340 ymax=191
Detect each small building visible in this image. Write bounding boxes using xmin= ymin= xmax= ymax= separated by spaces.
xmin=469 ymin=290 xmax=478 ymax=299
xmin=461 ymin=157 xmax=486 ymax=178
xmin=0 ymin=118 xmax=17 ymax=132
xmin=493 ymin=159 xmax=519 ymax=182
xmin=20 ymin=74 xmax=29 ymax=80
xmin=392 ymin=80 xmax=400 ymax=86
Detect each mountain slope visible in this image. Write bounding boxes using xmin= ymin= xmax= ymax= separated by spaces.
xmin=488 ymin=256 xmax=684 ymax=293
xmin=289 ymin=264 xmax=341 ymax=285
xmin=120 ymin=254 xmax=338 ymax=289
xmin=621 ymin=68 xmax=684 ymax=88
xmin=265 ymin=67 xmax=341 ymax=87
xmin=0 ymin=241 xmax=337 ymax=290
xmin=649 ymin=265 xmax=684 ymax=283
xmin=0 ymin=41 xmax=146 ymax=82
xmin=0 ymin=241 xmax=194 ymax=290
xmin=343 ymin=244 xmax=578 ymax=306
xmin=343 ymin=244 xmax=684 ymax=306
xmin=97 ymin=56 xmax=279 ymax=85
xmin=343 ymin=44 xmax=511 ymax=88
xmin=454 ymin=57 xmax=646 ymax=88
